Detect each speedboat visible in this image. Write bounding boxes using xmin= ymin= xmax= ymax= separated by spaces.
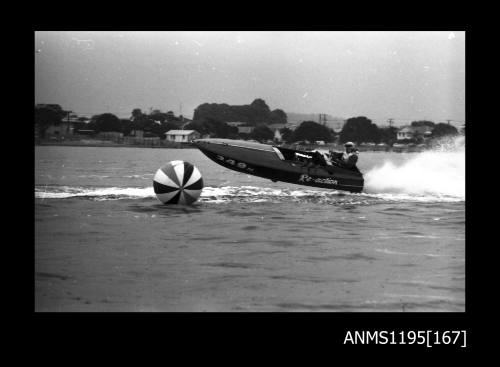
xmin=193 ymin=139 xmax=364 ymax=193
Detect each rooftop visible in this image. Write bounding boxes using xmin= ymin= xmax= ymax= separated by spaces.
xmin=399 ymin=125 xmax=433 ymax=134
xmin=165 ymin=130 xmax=197 ymax=135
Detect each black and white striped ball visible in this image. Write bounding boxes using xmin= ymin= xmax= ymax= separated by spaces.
xmin=153 ymin=161 xmax=203 ymax=205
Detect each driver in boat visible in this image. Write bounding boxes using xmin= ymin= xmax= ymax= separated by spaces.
xmin=329 ymin=142 xmax=359 ymax=169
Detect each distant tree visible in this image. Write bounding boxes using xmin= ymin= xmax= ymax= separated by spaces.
xmin=148 ymin=120 xmax=169 ymax=137
xmin=184 ymin=120 xmax=207 ymax=135
xmin=36 ymin=104 xmax=67 ymax=119
xmin=269 ymin=109 xmax=288 ymax=124
xmin=250 ymin=98 xmax=270 ymax=112
xmin=431 ymin=123 xmax=458 ymax=138
xmin=279 ymin=127 xmax=294 ymax=143
xmin=149 ymin=111 xmax=168 ymax=124
xmin=131 ymin=108 xmax=143 ymax=121
xmin=185 ymin=118 xmax=237 ymax=138
xmin=249 ymin=99 xmax=271 ymax=125
xmin=165 ymin=111 xmax=175 ymax=121
xmin=132 ymin=114 xmax=155 ymax=131
xmin=293 ymin=121 xmax=334 ymax=143
xmin=120 ymin=119 xmax=134 ymax=136
xmin=340 ymin=116 xmax=380 ymax=144
xmin=379 ymin=126 xmax=398 ymax=145
xmin=163 ymin=121 xmax=179 ymax=132
xmin=193 ymin=99 xmax=282 ymax=126
xmin=35 ymin=106 xmax=63 ymax=138
xmin=94 ymin=113 xmax=122 ymax=132
xmin=249 ymin=124 xmax=274 ymax=142
xmin=210 ymin=119 xmax=238 ymax=138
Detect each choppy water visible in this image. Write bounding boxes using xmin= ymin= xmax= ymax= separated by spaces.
xmin=35 ymin=139 xmax=465 ymax=312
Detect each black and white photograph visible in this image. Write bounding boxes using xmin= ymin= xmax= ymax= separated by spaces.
xmin=35 ymin=30 xmax=465 ymax=313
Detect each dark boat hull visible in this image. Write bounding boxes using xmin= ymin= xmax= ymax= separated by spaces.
xmin=194 ymin=139 xmax=364 ymax=193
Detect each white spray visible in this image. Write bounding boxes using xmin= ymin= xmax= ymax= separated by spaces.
xmin=364 ymin=136 xmax=465 ymax=199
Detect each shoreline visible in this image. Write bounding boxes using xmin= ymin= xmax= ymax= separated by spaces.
xmin=35 ymin=139 xmax=432 ymax=153
xmin=35 ymin=139 xmax=193 ymax=149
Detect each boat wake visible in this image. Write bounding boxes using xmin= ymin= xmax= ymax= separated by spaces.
xmin=364 ymin=136 xmax=465 ymax=200
xmin=35 ymin=184 xmax=463 ymax=204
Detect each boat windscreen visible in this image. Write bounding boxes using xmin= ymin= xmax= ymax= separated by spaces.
xmin=272 ymin=147 xmax=286 ymax=160
xmin=273 ymin=147 xmax=299 ymax=161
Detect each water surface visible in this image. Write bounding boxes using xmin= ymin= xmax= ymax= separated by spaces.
xmin=35 ymin=145 xmax=465 ymax=312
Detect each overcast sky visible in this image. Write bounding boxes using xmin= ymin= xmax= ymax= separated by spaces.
xmin=35 ymin=31 xmax=465 ymax=125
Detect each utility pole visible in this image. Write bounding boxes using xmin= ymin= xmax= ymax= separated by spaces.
xmin=318 ymin=114 xmax=326 ymax=126
xmin=180 ymin=102 xmax=184 ymax=124
xmin=388 ymin=118 xmax=394 ymax=128
xmin=66 ymin=110 xmax=72 ymax=135
xmin=446 ymin=119 xmax=451 ymax=125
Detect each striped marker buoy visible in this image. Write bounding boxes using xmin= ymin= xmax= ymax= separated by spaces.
xmin=153 ymin=161 xmax=203 ymax=205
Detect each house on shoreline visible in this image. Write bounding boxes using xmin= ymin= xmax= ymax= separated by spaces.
xmin=396 ymin=125 xmax=433 ymax=141
xmin=40 ymin=113 xmax=93 ymax=139
xmin=165 ymin=130 xmax=201 ymax=143
xmin=44 ymin=121 xmax=74 ymax=138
